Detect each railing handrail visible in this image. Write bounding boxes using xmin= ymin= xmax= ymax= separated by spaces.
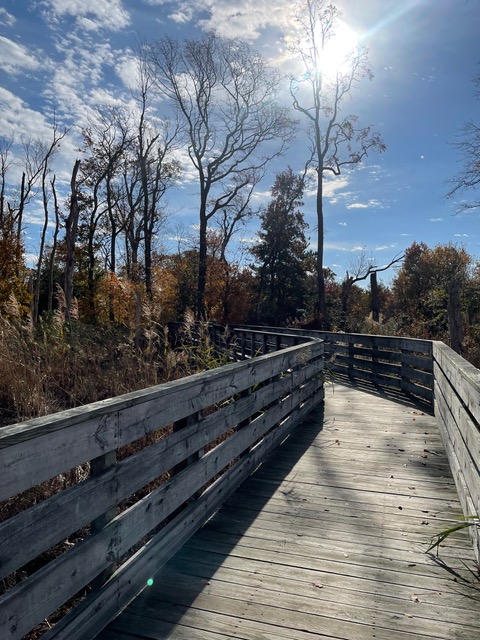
xmin=232 ymin=325 xmax=434 ymax=403
xmin=0 ymin=329 xmax=324 ymax=640
xmin=232 ymin=325 xmax=480 ymax=564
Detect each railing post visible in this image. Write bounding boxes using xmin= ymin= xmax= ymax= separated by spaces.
xmin=90 ymin=450 xmax=118 ymax=588
xmin=348 ymin=338 xmax=355 ymax=379
xmin=372 ymin=337 xmax=379 ymax=380
xmin=400 ymin=348 xmax=407 ymax=394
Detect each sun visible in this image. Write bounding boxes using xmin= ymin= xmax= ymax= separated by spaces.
xmin=319 ymin=20 xmax=360 ymax=78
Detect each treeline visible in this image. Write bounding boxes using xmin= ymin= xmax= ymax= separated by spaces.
xmin=1 ymin=148 xmax=479 ymax=426
xmin=1 ymin=141 xmax=479 ymax=353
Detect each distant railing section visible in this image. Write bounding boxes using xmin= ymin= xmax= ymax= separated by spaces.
xmin=233 ymin=324 xmax=479 ymax=561
xmin=232 ymin=326 xmax=434 ymax=403
xmin=0 ymin=330 xmax=324 ymax=640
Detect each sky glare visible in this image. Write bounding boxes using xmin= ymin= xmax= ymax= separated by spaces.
xmin=1 ymin=0 xmax=479 ymax=282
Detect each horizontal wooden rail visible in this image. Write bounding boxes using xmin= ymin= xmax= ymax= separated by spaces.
xmin=232 ymin=325 xmax=434 ymax=403
xmin=433 ymin=341 xmax=480 ymax=563
xmin=234 ymin=325 xmax=480 ymax=563
xmin=0 ymin=332 xmax=324 ymax=640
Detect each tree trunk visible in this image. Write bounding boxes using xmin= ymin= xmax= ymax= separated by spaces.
xmin=47 ymin=177 xmax=60 ymax=313
xmin=64 ymin=160 xmax=81 ymax=319
xmin=197 ymin=204 xmax=208 ymax=319
xmin=370 ymin=271 xmax=380 ymax=322
xmin=315 ymin=169 xmax=328 ymax=328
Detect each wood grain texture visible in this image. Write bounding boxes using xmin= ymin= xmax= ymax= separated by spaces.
xmin=0 ymin=332 xmax=324 ymax=640
xmin=98 ymin=381 xmax=480 ymax=640
xmin=0 ymin=339 xmax=323 ymax=501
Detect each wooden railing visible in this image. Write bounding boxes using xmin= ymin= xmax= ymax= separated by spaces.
xmin=433 ymin=342 xmax=480 ymax=562
xmin=0 ymin=330 xmax=324 ymax=640
xmin=232 ymin=326 xmax=434 ymax=403
xmin=232 ymin=325 xmax=479 ymax=562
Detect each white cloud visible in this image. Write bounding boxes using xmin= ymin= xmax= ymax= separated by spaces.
xmin=306 ymin=176 xmax=350 ymax=202
xmin=0 ymin=8 xmax=16 ymax=26
xmin=375 ymin=244 xmax=397 ymax=251
xmin=41 ymin=0 xmax=131 ymax=31
xmin=25 ymin=253 xmax=39 ymax=268
xmin=114 ymin=52 xmax=140 ymax=89
xmin=0 ymin=87 xmax=54 ymax=141
xmin=0 ymin=36 xmax=43 ymax=75
xmin=338 ymin=222 xmax=347 ymax=226
xmin=454 ymin=233 xmax=469 ymax=237
xmin=144 ymin=0 xmax=294 ymax=40
xmin=346 ymin=199 xmax=382 ymax=209
xmin=324 ymin=241 xmax=366 ymax=252
xmin=347 ymin=202 xmax=369 ymax=209
xmin=429 ymin=217 xmax=443 ymax=222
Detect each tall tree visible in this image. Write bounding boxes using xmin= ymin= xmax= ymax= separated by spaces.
xmin=64 ymin=159 xmax=81 ymax=319
xmin=80 ymin=107 xmax=131 ymax=320
xmin=291 ymin=0 xmax=385 ymax=327
xmin=251 ymin=168 xmax=309 ymax=324
xmin=32 ymin=123 xmax=68 ymax=322
xmin=149 ymin=33 xmax=295 ymax=317
xmin=447 ymin=72 xmax=480 ymax=212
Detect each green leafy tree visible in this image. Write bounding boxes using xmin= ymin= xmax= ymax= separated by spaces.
xmin=392 ymin=242 xmax=471 ymax=354
xmin=251 ymin=168 xmax=309 ymax=324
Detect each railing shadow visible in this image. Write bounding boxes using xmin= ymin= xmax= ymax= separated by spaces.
xmin=100 ymin=380 xmax=480 ymax=639
xmin=329 ymin=372 xmax=434 ymax=415
xmin=99 ymin=403 xmax=327 ymax=638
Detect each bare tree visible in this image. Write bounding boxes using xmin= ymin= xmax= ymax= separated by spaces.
xmin=340 ymin=252 xmax=403 ymax=329
xmin=47 ymin=176 xmax=61 ymax=312
xmin=80 ymin=107 xmax=131 ymax=320
xmin=133 ymin=53 xmax=180 ymax=298
xmin=0 ymin=137 xmax=14 ymax=223
xmin=64 ymin=159 xmax=81 ymax=319
xmin=149 ymin=33 xmax=296 ymax=317
xmin=32 ymin=123 xmax=68 ymax=322
xmin=447 ymin=73 xmax=480 ymax=212
xmin=291 ymin=0 xmax=385 ymax=327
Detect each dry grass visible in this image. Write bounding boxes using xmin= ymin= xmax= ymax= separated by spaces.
xmin=0 ymin=305 xmax=239 ymax=640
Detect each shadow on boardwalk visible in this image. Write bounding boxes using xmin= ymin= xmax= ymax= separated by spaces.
xmin=98 ymin=382 xmax=480 ymax=640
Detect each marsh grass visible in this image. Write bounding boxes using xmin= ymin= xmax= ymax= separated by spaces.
xmin=0 ymin=305 xmax=241 ymax=638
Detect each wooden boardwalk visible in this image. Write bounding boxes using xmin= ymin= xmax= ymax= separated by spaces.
xmin=98 ymin=381 xmax=480 ymax=640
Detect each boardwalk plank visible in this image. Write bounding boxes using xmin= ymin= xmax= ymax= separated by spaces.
xmin=97 ymin=382 xmax=480 ymax=640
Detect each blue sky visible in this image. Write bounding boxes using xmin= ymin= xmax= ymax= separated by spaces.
xmin=1 ymin=0 xmax=479 ymax=283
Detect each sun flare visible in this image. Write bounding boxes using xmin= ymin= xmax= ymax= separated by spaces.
xmin=319 ymin=20 xmax=360 ymax=78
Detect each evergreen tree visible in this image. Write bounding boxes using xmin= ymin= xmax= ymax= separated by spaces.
xmin=251 ymin=168 xmax=309 ymax=324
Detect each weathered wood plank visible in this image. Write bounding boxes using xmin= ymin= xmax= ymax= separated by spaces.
xmin=98 ymin=382 xmax=480 ymax=640
xmin=0 ymin=362 xmax=321 ymax=581
xmin=0 ymin=378 xmax=323 ymax=640
xmin=44 ymin=388 xmax=323 ymax=640
xmin=0 ymin=340 xmax=323 ymax=501
xmin=136 ymin=564 xmax=477 ymax=638
xmin=162 ymin=555 xmax=479 ymax=625
xmin=434 ymin=340 xmax=480 ymax=424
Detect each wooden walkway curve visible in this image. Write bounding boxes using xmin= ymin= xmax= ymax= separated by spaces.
xmin=97 ymin=381 xmax=480 ymax=640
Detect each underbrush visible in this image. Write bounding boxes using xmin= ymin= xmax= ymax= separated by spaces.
xmin=0 ymin=307 xmax=237 ymax=639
